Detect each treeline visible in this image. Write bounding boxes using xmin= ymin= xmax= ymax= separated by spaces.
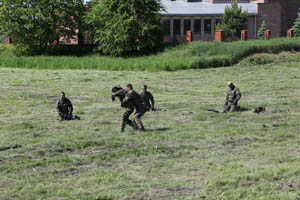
xmin=0 ymin=0 xmax=163 ymax=56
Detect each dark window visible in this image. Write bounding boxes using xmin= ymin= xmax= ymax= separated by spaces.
xmin=184 ymin=19 xmax=191 ymax=34
xmin=205 ymin=19 xmax=211 ymax=33
xmin=188 ymin=0 xmax=202 ymax=2
xmin=194 ymin=19 xmax=201 ymax=33
xmin=215 ymin=19 xmax=222 ymax=25
xmin=174 ymin=19 xmax=181 ymax=35
xmin=162 ymin=19 xmax=170 ymax=35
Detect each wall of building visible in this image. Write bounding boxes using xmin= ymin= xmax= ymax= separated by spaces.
xmin=247 ymin=16 xmax=256 ymax=39
xmin=257 ymin=2 xmax=281 ymax=37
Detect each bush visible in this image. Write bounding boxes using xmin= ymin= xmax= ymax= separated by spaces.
xmin=1 ymin=38 xmax=300 ymax=71
xmin=257 ymin=21 xmax=267 ymax=39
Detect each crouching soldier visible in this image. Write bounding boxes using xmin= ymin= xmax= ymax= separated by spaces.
xmin=56 ymin=92 xmax=73 ymax=120
xmin=122 ymin=84 xmax=147 ymax=132
xmin=140 ymin=85 xmax=155 ymax=111
xmin=223 ymin=81 xmax=242 ymax=113
xmin=112 ymin=86 xmax=137 ymax=133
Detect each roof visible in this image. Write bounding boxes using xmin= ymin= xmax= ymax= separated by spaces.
xmin=160 ymin=1 xmax=258 ymax=17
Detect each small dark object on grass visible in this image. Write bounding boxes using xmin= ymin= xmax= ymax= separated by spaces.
xmin=254 ymin=107 xmax=265 ymax=114
xmin=0 ymin=144 xmax=22 ymax=152
xmin=208 ymin=109 xmax=220 ymax=113
xmin=73 ymin=116 xmax=81 ymax=120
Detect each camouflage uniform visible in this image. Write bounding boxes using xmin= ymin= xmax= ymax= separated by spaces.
xmin=56 ymin=98 xmax=73 ymax=120
xmin=140 ymin=89 xmax=154 ymax=111
xmin=223 ymin=85 xmax=242 ymax=113
xmin=112 ymin=88 xmax=137 ymax=132
xmin=122 ymin=90 xmax=146 ymax=131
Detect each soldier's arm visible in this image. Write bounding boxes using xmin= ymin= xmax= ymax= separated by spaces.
xmin=149 ymin=92 xmax=155 ymax=109
xmin=224 ymin=93 xmax=229 ymax=107
xmin=67 ymin=99 xmax=73 ymax=114
xmin=56 ymin=100 xmax=61 ymax=112
xmin=112 ymin=88 xmax=127 ymax=98
xmin=235 ymin=88 xmax=241 ymax=102
xmin=121 ymin=92 xmax=134 ymax=107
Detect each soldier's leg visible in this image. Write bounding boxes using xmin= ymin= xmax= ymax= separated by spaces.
xmin=127 ymin=119 xmax=137 ymax=130
xmin=134 ymin=111 xmax=146 ymax=131
xmin=58 ymin=112 xmax=64 ymax=120
xmin=223 ymin=105 xmax=230 ymax=113
xmin=229 ymin=105 xmax=237 ymax=113
xmin=121 ymin=108 xmax=134 ymax=132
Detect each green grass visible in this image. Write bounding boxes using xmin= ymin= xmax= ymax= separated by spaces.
xmin=1 ymin=60 xmax=300 ymax=199
xmin=2 ymin=37 xmax=300 ymax=71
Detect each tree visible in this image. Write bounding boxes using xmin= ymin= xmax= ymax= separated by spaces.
xmin=292 ymin=9 xmax=300 ymax=37
xmin=216 ymin=0 xmax=248 ymax=37
xmin=0 ymin=0 xmax=84 ymax=54
xmin=85 ymin=0 xmax=163 ymax=57
xmin=257 ymin=20 xmax=267 ymax=39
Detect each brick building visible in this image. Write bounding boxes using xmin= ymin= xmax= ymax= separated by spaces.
xmin=161 ymin=0 xmax=300 ymax=42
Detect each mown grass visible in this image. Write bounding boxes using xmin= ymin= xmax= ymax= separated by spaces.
xmin=1 ymin=60 xmax=300 ymax=199
xmin=2 ymin=37 xmax=300 ymax=71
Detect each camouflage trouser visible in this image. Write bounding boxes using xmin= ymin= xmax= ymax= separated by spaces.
xmin=58 ymin=112 xmax=72 ymax=120
xmin=121 ymin=107 xmax=136 ymax=131
xmin=223 ymin=103 xmax=238 ymax=113
xmin=133 ymin=109 xmax=146 ymax=131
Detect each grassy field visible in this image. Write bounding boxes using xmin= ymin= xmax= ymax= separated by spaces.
xmin=1 ymin=58 xmax=300 ymax=200
xmin=2 ymin=37 xmax=300 ymax=71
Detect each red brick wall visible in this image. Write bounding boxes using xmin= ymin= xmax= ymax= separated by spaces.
xmin=286 ymin=0 xmax=300 ymax=30
xmin=266 ymin=0 xmax=300 ymax=35
xmin=257 ymin=3 xmax=282 ymax=37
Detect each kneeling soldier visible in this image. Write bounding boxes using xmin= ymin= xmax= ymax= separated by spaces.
xmin=56 ymin=92 xmax=73 ymax=120
xmin=223 ymin=81 xmax=241 ymax=113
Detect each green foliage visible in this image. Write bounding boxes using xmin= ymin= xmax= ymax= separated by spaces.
xmin=85 ymin=0 xmax=163 ymax=56
xmin=257 ymin=20 xmax=267 ymax=39
xmin=292 ymin=9 xmax=300 ymax=37
xmin=1 ymin=38 xmax=300 ymax=71
xmin=219 ymin=0 xmax=248 ymax=37
xmin=0 ymin=0 xmax=84 ymax=54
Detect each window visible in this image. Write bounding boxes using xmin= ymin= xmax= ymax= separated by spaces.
xmin=215 ymin=19 xmax=222 ymax=26
xmin=174 ymin=19 xmax=181 ymax=35
xmin=194 ymin=19 xmax=201 ymax=33
xmin=204 ymin=19 xmax=211 ymax=33
xmin=184 ymin=19 xmax=191 ymax=34
xmin=187 ymin=0 xmax=202 ymax=2
xmin=162 ymin=19 xmax=170 ymax=35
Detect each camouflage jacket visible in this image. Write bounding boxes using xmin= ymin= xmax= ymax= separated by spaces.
xmin=225 ymin=86 xmax=241 ymax=105
xmin=56 ymin=98 xmax=73 ymax=114
xmin=140 ymin=90 xmax=154 ymax=111
xmin=122 ymin=90 xmax=145 ymax=112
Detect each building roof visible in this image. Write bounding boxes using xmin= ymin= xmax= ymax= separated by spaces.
xmin=160 ymin=1 xmax=258 ymax=17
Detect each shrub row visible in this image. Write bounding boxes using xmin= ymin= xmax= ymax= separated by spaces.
xmin=1 ymin=37 xmax=300 ymax=71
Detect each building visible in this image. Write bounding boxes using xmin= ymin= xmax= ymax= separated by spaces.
xmin=160 ymin=0 xmax=300 ymax=42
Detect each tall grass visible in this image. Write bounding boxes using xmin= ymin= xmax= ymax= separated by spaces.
xmin=1 ymin=37 xmax=300 ymax=71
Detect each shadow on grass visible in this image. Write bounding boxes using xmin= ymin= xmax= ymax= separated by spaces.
xmin=238 ymin=107 xmax=251 ymax=112
xmin=146 ymin=128 xmax=170 ymax=132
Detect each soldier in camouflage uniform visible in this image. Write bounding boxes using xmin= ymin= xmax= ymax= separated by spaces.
xmin=122 ymin=84 xmax=147 ymax=132
xmin=112 ymin=86 xmax=137 ymax=133
xmin=223 ymin=81 xmax=242 ymax=113
xmin=140 ymin=85 xmax=155 ymax=111
xmin=56 ymin=92 xmax=73 ymax=120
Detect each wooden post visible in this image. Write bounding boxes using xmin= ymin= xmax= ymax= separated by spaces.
xmin=264 ymin=30 xmax=271 ymax=40
xmin=287 ymin=29 xmax=294 ymax=38
xmin=241 ymin=30 xmax=248 ymax=41
xmin=186 ymin=30 xmax=193 ymax=42
xmin=215 ymin=30 xmax=225 ymax=42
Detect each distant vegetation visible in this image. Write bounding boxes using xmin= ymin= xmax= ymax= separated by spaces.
xmin=1 ymin=37 xmax=300 ymax=71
